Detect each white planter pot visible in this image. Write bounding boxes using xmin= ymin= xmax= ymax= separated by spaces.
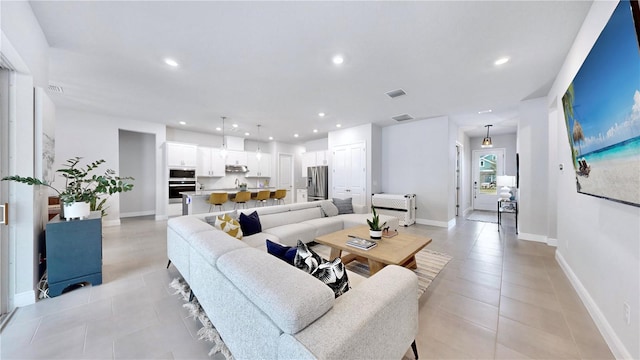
xmin=63 ymin=202 xmax=90 ymax=220
xmin=369 ymin=230 xmax=382 ymax=240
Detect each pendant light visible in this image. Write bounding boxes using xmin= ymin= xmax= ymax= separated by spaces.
xmin=255 ymin=124 xmax=262 ymax=161
xmin=481 ymin=124 xmax=493 ymax=148
xmin=220 ymin=116 xmax=228 ymax=159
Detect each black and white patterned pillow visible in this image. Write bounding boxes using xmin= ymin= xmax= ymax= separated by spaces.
xmin=313 ymin=257 xmax=350 ymax=298
xmin=294 ymin=240 xmax=350 ymax=297
xmin=294 ymin=240 xmax=323 ymax=274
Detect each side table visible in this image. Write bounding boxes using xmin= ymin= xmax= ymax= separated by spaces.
xmin=46 ymin=211 xmax=102 ymax=296
xmin=498 ymin=200 xmax=518 ymax=234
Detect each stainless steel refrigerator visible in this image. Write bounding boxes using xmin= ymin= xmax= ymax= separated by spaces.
xmin=307 ymin=166 xmax=328 ymax=201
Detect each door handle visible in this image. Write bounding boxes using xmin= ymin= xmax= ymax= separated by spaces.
xmin=0 ymin=203 xmax=8 ymax=225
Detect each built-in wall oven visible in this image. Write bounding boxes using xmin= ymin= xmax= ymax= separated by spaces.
xmin=169 ymin=169 xmax=196 ymax=203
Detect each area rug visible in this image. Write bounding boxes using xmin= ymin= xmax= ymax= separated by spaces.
xmin=311 ymin=244 xmax=452 ymax=298
xmin=169 ymin=278 xmax=234 ymax=360
xmin=465 ymin=210 xmax=498 ymax=223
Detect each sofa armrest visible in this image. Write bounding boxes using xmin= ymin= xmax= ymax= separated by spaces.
xmin=277 ymin=265 xmax=418 ymax=360
xmin=353 ymin=204 xmax=367 ymax=214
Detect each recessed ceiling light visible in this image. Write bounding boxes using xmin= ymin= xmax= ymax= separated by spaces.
xmin=318 ymin=112 xmax=325 ymax=117
xmin=332 ymin=55 xmax=344 ymax=65
xmin=294 ymin=133 xmax=299 ymax=138
xmin=313 ymin=129 xmax=318 ymax=133
xmin=232 ymin=124 xmax=238 ymax=128
xmin=478 ymin=109 xmax=493 ymax=114
xmin=179 ymin=121 xmax=186 ymax=125
xmin=336 ymin=124 xmax=342 ymax=128
xmin=244 ymin=132 xmax=250 ymax=136
xmin=216 ymin=127 xmax=221 ymax=131
xmin=268 ymin=136 xmax=274 ymax=140
xmin=494 ymin=57 xmax=510 ymax=66
xmin=164 ymin=58 xmax=179 ymax=67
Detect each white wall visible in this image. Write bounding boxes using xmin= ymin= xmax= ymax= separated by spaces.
xmin=517 ymin=98 xmax=549 ymax=242
xmin=548 ymin=1 xmax=639 ymax=358
xmin=118 ymin=130 xmax=156 ymax=217
xmin=303 ymin=138 xmax=328 ymax=152
xmin=55 ymin=108 xmax=167 ymax=225
xmin=380 ymin=117 xmax=451 ymax=226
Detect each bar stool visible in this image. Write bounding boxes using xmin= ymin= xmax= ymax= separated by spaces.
xmin=231 ymin=191 xmax=251 ymax=209
xmin=208 ymin=192 xmax=228 ymax=212
xmin=270 ymin=189 xmax=287 ymax=206
xmin=252 ymin=190 xmax=271 ymax=207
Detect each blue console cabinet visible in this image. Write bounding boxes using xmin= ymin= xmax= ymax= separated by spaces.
xmin=46 ymin=211 xmax=102 ymax=297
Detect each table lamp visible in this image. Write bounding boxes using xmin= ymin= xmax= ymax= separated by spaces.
xmin=497 ymin=175 xmax=516 ymax=201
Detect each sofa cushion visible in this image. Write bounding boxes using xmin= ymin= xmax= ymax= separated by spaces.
xmin=242 ymin=231 xmax=280 ymax=250
xmin=320 ymin=201 xmax=339 ymax=217
xmin=266 ymin=239 xmax=297 ymax=265
xmin=217 ymin=248 xmax=334 ymax=334
xmin=213 ymin=214 xmax=243 ymax=239
xmin=239 ymin=211 xmax=262 ymax=236
xmin=301 ymin=217 xmax=345 ymax=238
xmin=168 ymin=216 xmax=216 ymax=245
xmin=333 ymin=198 xmax=354 ymax=214
xmin=188 ymin=230 xmax=249 ymax=268
xmin=263 ymin=223 xmax=317 ymax=247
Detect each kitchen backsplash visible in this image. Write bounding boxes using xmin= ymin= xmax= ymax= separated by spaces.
xmin=197 ymin=175 xmax=270 ymax=190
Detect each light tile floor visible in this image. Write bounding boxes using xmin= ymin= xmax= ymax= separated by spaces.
xmin=0 ymin=214 xmax=613 ymax=359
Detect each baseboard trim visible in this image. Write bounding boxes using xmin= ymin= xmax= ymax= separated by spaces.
xmin=462 ymin=207 xmax=473 ymax=218
xmin=415 ymin=218 xmax=449 ymax=228
xmin=14 ymin=290 xmax=35 ymax=307
xmin=120 ymin=210 xmax=155 ymax=218
xmin=155 ymin=214 xmax=168 ymax=221
xmin=546 ymin=237 xmax=558 ymax=247
xmin=103 ymin=219 xmax=121 ymax=227
xmin=518 ymin=232 xmax=547 ymax=243
xmin=447 ymin=218 xmax=456 ymax=229
xmin=555 ymin=251 xmax=631 ymax=360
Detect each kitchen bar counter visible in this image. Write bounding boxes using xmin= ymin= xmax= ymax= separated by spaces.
xmin=180 ymin=188 xmax=278 ymax=215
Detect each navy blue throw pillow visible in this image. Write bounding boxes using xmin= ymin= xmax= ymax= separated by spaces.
xmin=266 ymin=239 xmax=297 ymax=265
xmin=239 ymin=211 xmax=262 ymax=236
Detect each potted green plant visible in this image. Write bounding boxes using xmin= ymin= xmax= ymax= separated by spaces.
xmin=366 ymin=206 xmax=386 ymax=240
xmin=2 ymin=157 xmax=134 ymax=219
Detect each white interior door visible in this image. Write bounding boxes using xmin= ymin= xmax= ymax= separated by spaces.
xmin=332 ymin=146 xmax=348 ymax=199
xmin=347 ymin=143 xmax=366 ymax=206
xmin=472 ymin=148 xmax=505 ymax=211
xmin=278 ymin=153 xmax=293 ymax=204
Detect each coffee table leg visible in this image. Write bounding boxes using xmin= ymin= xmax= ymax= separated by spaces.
xmin=368 ymin=260 xmax=385 ymax=275
xmin=329 ymin=247 xmax=342 ymax=260
xmin=400 ymin=255 xmax=418 ymax=270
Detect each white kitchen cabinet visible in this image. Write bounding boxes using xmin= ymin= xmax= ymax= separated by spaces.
xmin=331 ymin=142 xmax=366 ymax=206
xmin=225 ymin=150 xmax=247 ymax=166
xmin=246 ymin=152 xmax=272 ymax=177
xmin=167 ymin=142 xmax=197 ymax=168
xmin=296 ymin=189 xmax=308 ymax=203
xmin=301 ymin=150 xmax=329 ymax=176
xmin=197 ymin=147 xmax=225 ymax=177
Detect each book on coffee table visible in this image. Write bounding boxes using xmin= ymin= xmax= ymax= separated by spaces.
xmin=346 ymin=237 xmax=377 ymax=250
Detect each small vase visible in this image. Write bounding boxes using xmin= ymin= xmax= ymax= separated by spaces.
xmin=369 ymin=229 xmax=382 ymax=240
xmin=63 ymin=202 xmax=90 ymax=220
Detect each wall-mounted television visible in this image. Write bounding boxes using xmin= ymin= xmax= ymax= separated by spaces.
xmin=561 ymin=0 xmax=640 ymax=207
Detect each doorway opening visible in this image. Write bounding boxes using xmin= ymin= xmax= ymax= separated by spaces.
xmin=472 ymin=148 xmax=505 ymax=211
xmin=277 ymin=153 xmax=293 ymax=204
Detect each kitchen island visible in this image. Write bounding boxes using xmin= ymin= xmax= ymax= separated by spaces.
xmin=180 ymin=188 xmax=277 ymax=215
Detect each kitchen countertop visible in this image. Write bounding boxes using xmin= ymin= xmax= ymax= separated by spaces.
xmin=181 ymin=187 xmax=277 ymax=196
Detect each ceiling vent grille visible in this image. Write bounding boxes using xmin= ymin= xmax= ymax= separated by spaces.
xmin=47 ymin=84 xmax=64 ymax=93
xmin=385 ymin=89 xmax=407 ymax=99
xmin=392 ymin=113 xmax=414 ymax=122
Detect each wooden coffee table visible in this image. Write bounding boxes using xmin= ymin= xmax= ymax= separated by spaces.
xmin=314 ymin=226 xmax=432 ymax=275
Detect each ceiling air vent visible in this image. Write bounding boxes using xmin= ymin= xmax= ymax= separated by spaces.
xmin=47 ymin=84 xmax=64 ymax=93
xmin=392 ymin=113 xmax=414 ymax=122
xmin=385 ymin=88 xmax=407 ymax=99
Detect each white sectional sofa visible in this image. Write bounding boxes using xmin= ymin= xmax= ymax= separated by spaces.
xmin=167 ymin=200 xmax=418 ymax=359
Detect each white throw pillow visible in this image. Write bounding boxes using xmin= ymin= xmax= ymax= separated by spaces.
xmin=321 ymin=201 xmax=339 ymax=217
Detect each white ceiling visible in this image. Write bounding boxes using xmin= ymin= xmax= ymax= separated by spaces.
xmin=29 ymin=1 xmax=593 ymax=142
